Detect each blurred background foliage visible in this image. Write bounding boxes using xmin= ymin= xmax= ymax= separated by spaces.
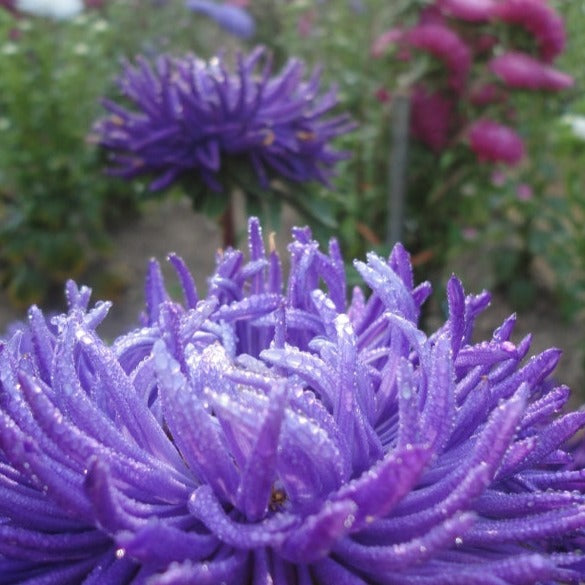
xmin=0 ymin=0 xmax=214 ymax=305
xmin=0 ymin=0 xmax=583 ymax=325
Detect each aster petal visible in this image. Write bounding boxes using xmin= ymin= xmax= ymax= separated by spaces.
xmin=148 ymin=549 xmax=248 ymax=585
xmin=332 ymin=445 xmax=429 ymax=528
xmin=116 ymin=520 xmax=218 ymax=566
xmin=153 ymin=340 xmax=239 ymax=499
xmin=235 ymin=381 xmax=287 ymax=521
xmin=334 ymin=511 xmax=475 ymax=572
xmin=167 ymin=253 xmax=199 ymax=309
xmin=278 ymin=499 xmax=358 ymax=563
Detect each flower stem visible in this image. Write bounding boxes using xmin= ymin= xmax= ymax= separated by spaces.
xmin=220 ymin=197 xmax=236 ymax=249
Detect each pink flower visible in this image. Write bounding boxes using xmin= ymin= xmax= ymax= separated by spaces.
xmin=516 ymin=183 xmax=533 ymax=200
xmin=407 ymin=24 xmax=471 ymax=92
xmin=371 ymin=27 xmax=404 ymax=58
xmin=492 ymin=0 xmax=566 ymax=62
xmin=437 ymin=0 xmax=496 ymax=22
xmin=489 ymin=51 xmax=574 ymax=91
xmin=410 ymin=86 xmax=454 ymax=152
xmin=468 ymin=119 xmax=525 ymax=165
xmin=462 ymin=226 xmax=479 ymax=240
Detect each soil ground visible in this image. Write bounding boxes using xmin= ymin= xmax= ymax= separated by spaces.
xmin=1 ymin=197 xmax=583 ymax=401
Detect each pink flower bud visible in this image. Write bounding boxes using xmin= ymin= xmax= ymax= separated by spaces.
xmin=469 ymin=119 xmax=525 ymax=165
xmin=407 ymin=24 xmax=471 ymax=92
xmin=489 ymin=51 xmax=574 ymax=91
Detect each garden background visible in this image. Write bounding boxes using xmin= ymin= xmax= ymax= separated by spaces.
xmin=0 ymin=0 xmax=584 ymax=390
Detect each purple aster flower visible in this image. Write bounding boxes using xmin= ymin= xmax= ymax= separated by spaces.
xmin=406 ymin=23 xmax=471 ymax=92
xmin=94 ymin=47 xmax=354 ymax=192
xmin=469 ymin=118 xmax=525 ymax=165
xmin=489 ymin=51 xmax=574 ymax=91
xmin=2 ymin=217 xmax=585 ymax=584
xmin=492 ymin=0 xmax=566 ymax=63
xmin=185 ymin=0 xmax=255 ymax=39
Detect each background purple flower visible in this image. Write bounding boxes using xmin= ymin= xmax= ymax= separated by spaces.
xmin=437 ymin=0 xmax=495 ymax=22
xmin=1 ymin=217 xmax=585 ymax=584
xmin=185 ymin=0 xmax=255 ymax=39
xmin=94 ymin=47 xmax=354 ymax=193
xmin=469 ymin=119 xmax=525 ymax=165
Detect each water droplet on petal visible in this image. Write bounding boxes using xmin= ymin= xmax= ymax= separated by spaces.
xmin=344 ymin=514 xmax=355 ymax=529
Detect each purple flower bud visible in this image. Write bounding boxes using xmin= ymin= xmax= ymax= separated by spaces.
xmin=1 ymin=217 xmax=585 ymax=583
xmin=489 ymin=51 xmax=574 ymax=91
xmin=492 ymin=0 xmax=566 ymax=62
xmin=406 ymin=23 xmax=471 ymax=92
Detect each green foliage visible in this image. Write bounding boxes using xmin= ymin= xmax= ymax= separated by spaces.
xmin=0 ymin=1 xmax=216 ymax=306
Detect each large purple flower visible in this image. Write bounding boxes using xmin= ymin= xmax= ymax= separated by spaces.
xmin=2 ymin=217 xmax=585 ymax=584
xmin=94 ymin=47 xmax=353 ymax=192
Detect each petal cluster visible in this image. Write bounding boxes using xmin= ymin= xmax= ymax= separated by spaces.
xmin=94 ymin=47 xmax=354 ymax=192
xmin=1 ymin=217 xmax=585 ymax=584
